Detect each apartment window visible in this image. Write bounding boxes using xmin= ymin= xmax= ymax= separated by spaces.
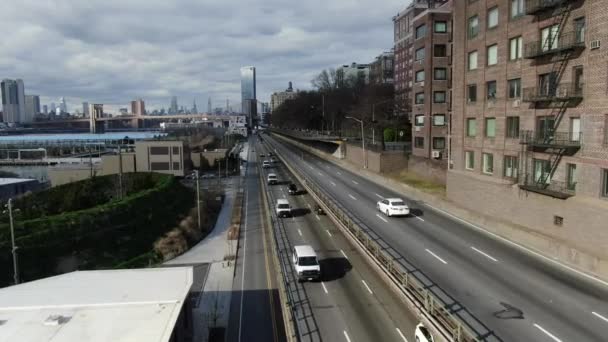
xmin=150 ymin=162 xmax=170 ymax=171
xmin=433 ymin=114 xmax=446 ymax=126
xmin=487 ymin=81 xmax=497 ymax=99
xmin=434 ymin=68 xmax=447 ymax=80
xmin=541 ymin=24 xmax=559 ymax=51
xmin=415 ymin=47 xmax=425 ymax=61
xmin=415 ymin=92 xmax=425 ymax=104
xmin=533 ymin=159 xmax=551 ymax=184
xmin=416 ymin=24 xmax=427 ymax=39
xmin=602 ymin=169 xmax=608 ymax=197
xmin=415 ymin=115 xmax=425 ymax=126
xmin=485 ymin=118 xmax=496 ymax=137
xmin=434 ymin=21 xmax=447 ymax=33
xmin=482 ymin=153 xmax=494 ymax=174
xmin=434 ymin=44 xmax=447 ymax=57
xmin=415 ymin=70 xmax=425 ymax=82
xmin=574 ymin=17 xmax=586 ymax=43
xmin=509 ymin=36 xmax=523 ymax=60
xmin=570 ymin=117 xmax=581 ymax=142
xmin=468 ymin=15 xmax=479 ymax=39
xmin=573 ymin=66 xmax=584 ymax=94
xmin=487 ymin=44 xmax=498 ymax=65
xmin=414 ymin=137 xmax=424 ymax=148
xmin=173 ymin=162 xmax=181 ymax=170
xmin=508 ymin=78 xmax=521 ymax=98
xmin=172 ymin=147 xmax=180 ymax=155
xmin=511 ymin=0 xmax=525 ymax=18
xmin=467 ymin=118 xmax=477 ymax=137
xmin=434 ymin=91 xmax=446 ymax=103
xmin=567 ymin=163 xmax=577 ymax=191
xmin=150 ymin=146 xmax=169 ymax=155
xmin=465 ymin=151 xmax=475 ymax=170
xmin=506 ymin=116 xmax=520 ymax=138
xmin=604 ymin=115 xmax=608 ymax=145
xmin=487 ymin=7 xmax=499 ymax=29
xmin=433 ymin=137 xmax=446 ymax=149
xmin=467 ymin=84 xmax=477 ymax=102
xmin=504 ymin=155 xmax=518 ymax=179
xmin=468 ymin=51 xmax=478 ymax=70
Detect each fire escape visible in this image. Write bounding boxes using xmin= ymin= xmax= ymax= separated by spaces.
xmin=519 ymin=0 xmax=585 ymax=199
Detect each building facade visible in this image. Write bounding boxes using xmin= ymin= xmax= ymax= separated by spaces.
xmin=450 ymin=0 xmax=608 ymax=271
xmin=240 ymin=66 xmax=257 ymax=126
xmin=271 ymin=82 xmax=297 ymax=113
xmin=24 ymin=95 xmax=40 ymax=122
xmin=1 ymin=79 xmax=25 ymax=123
xmin=370 ymin=51 xmax=395 ymax=85
xmin=131 ymin=98 xmax=145 ymax=116
xmin=337 ymin=62 xmax=371 ymax=86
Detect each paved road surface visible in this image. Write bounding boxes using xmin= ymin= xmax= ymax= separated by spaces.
xmin=266 ymin=134 xmax=608 ymax=342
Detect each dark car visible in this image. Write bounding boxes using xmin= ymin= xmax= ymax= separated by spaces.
xmin=260 ymin=153 xmax=265 ymax=157
xmin=288 ymin=183 xmax=297 ymax=195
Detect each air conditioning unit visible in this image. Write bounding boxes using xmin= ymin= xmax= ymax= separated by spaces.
xmin=432 ymin=150 xmax=441 ymax=159
xmin=513 ymin=99 xmax=520 ymax=107
xmin=419 ymin=81 xmax=425 ymax=87
xmin=590 ymin=40 xmax=601 ymax=50
xmin=415 ymin=126 xmax=422 ymax=132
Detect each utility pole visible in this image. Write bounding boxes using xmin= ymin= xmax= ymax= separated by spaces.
xmin=118 ymin=145 xmax=124 ymax=199
xmin=346 ymin=116 xmax=366 ymax=169
xmin=195 ymin=170 xmax=201 ymax=229
xmin=322 ymin=94 xmax=325 ymax=134
xmin=6 ymin=199 xmax=19 ymax=285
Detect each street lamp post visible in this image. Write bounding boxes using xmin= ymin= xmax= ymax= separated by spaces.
xmin=5 ymin=199 xmax=19 ymax=285
xmin=345 ymin=116 xmax=367 ymax=169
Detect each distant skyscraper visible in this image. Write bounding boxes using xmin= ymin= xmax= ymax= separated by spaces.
xmin=59 ymin=97 xmax=67 ymax=113
xmin=240 ymin=66 xmax=257 ymax=126
xmin=170 ymin=96 xmax=178 ymax=114
xmin=207 ymin=97 xmax=212 ymax=113
xmin=42 ymin=105 xmax=48 ymax=115
xmin=131 ymin=98 xmax=145 ymax=116
xmin=1 ymin=79 xmax=20 ymax=123
xmin=192 ymin=100 xmax=197 ymax=114
xmin=24 ymin=95 xmax=40 ymax=121
xmin=16 ymin=80 xmax=25 ymax=121
xmin=50 ymin=103 xmax=56 ymax=112
xmin=83 ymin=102 xmax=89 ymax=117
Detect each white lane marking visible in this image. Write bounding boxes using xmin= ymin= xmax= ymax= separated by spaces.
xmin=352 ymin=180 xmax=359 ymax=185
xmin=396 ymin=328 xmax=408 ymax=342
xmin=376 ymin=214 xmax=388 ymax=223
xmin=425 ymin=203 xmax=608 ymax=288
xmin=237 ymin=177 xmax=250 ymax=342
xmin=308 ymin=165 xmax=314 ymax=170
xmin=315 ymin=214 xmax=321 ymax=221
xmin=297 ymin=229 xmax=303 ymax=237
xmin=534 ymin=324 xmax=563 ymax=342
xmin=307 ymin=203 xmax=312 ymax=209
xmin=340 ymin=249 xmax=349 ymax=259
xmin=318 ymin=172 xmax=323 ymax=176
xmin=592 ymin=311 xmax=608 ymax=323
xmin=337 ymin=172 xmax=342 ymax=175
xmin=471 ymin=246 xmax=498 ymax=262
xmin=412 ymin=214 xmax=425 ymax=222
xmin=321 ymin=282 xmax=328 ymax=294
xmin=362 ymin=280 xmax=373 ymax=294
xmin=375 ymin=193 xmax=384 ymax=199
xmin=330 ymin=181 xmax=337 ymax=186
xmin=426 ymin=249 xmax=448 ymax=264
xmin=348 ymin=194 xmax=357 ymax=200
xmin=326 ymin=230 xmax=333 ymax=237
xmin=343 ymin=331 xmax=352 ymax=342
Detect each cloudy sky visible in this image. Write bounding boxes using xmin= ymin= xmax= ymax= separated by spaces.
xmin=1 ymin=0 xmax=408 ymax=113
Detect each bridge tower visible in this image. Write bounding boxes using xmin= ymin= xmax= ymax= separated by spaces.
xmin=88 ymin=104 xmax=105 ymax=133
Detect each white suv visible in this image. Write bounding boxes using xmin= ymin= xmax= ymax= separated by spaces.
xmin=275 ymin=199 xmax=291 ymax=218
xmin=293 ymin=245 xmax=321 ymax=282
xmin=267 ymin=173 xmax=278 ymax=185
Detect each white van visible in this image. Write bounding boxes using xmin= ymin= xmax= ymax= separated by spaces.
xmin=267 ymin=173 xmax=278 ymax=185
xmin=262 ymin=160 xmax=271 ymax=168
xmin=292 ymin=245 xmax=321 ymax=282
xmin=275 ymin=199 xmax=291 ymax=218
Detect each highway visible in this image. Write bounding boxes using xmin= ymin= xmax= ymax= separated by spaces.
xmin=257 ymin=140 xmax=419 ymax=342
xmin=266 ymin=134 xmax=608 ymax=342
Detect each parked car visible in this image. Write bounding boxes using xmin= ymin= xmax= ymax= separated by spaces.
xmin=275 ymin=199 xmax=291 ymax=218
xmin=376 ymin=198 xmax=410 ymax=217
xmin=414 ymin=323 xmax=434 ymax=342
xmin=288 ymin=183 xmax=297 ymax=195
xmin=292 ymin=245 xmax=321 ymax=282
xmin=267 ymin=173 xmax=278 ymax=185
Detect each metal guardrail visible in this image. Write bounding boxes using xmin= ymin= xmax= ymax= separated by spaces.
xmin=520 ymin=130 xmax=582 ymax=148
xmin=267 ymin=138 xmax=496 ymax=342
xmin=525 ymin=0 xmax=572 ymax=15
xmin=522 ymin=83 xmax=583 ymax=103
xmin=523 ymin=31 xmax=584 ymax=59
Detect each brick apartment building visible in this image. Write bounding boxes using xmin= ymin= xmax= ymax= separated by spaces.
xmin=450 ymin=0 xmax=608 ymax=272
xmin=370 ymin=51 xmax=395 ymax=85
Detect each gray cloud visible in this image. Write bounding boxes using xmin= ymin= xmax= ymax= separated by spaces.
xmin=0 ymin=0 xmax=406 ymax=112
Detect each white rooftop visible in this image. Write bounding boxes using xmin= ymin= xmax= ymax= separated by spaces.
xmin=0 ymin=178 xmax=36 ymax=186
xmin=0 ymin=267 xmax=193 ymax=342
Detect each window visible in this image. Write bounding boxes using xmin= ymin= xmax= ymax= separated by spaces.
xmin=487 ymin=7 xmax=499 ymax=29
xmin=482 ymin=153 xmax=494 ymax=174
xmin=604 ymin=115 xmax=608 ymax=145
xmin=574 ymin=17 xmax=585 ymax=43
xmin=511 ymin=0 xmax=524 ymax=18
xmin=416 ymin=24 xmax=426 ymax=39
xmin=414 ymin=137 xmax=424 ymax=148
xmin=415 ymin=47 xmax=425 ymax=61
xmin=508 ymin=78 xmax=521 ymax=99
xmin=172 ymin=147 xmax=180 ymax=155
xmin=467 ymin=84 xmax=477 ymax=102
xmin=415 ymin=92 xmax=425 ymax=104
xmin=465 ymin=151 xmax=475 ymax=170
xmin=150 ymin=162 xmax=170 ymax=171
xmin=509 ymin=36 xmax=523 ymax=60
xmin=433 ymin=137 xmax=446 ymax=149
xmin=434 ymin=44 xmax=447 ymax=57
xmin=434 ymin=21 xmax=447 ymax=33
xmin=506 ymin=116 xmax=520 ymax=138
xmin=602 ymin=169 xmax=608 ymax=197
xmin=150 ymin=146 xmax=169 ymax=155
xmin=567 ymin=163 xmax=577 ymax=191
xmin=468 ymin=15 xmax=479 ymax=38
xmin=415 ymin=115 xmax=425 ymax=126
xmin=468 ymin=51 xmax=478 ymax=70
xmin=539 ymin=72 xmax=557 ymax=97
xmin=487 ymin=44 xmax=498 ymax=65
xmin=537 ymin=116 xmax=556 ymax=140
xmin=434 ymin=91 xmax=446 ymax=103
xmin=487 ymin=81 xmax=497 ymax=99
xmin=433 ymin=114 xmax=446 ymax=126
xmin=541 ymin=24 xmax=559 ymax=51
xmin=415 ymin=70 xmax=425 ymax=82
xmin=533 ymin=159 xmax=551 ymax=184
xmin=467 ymin=118 xmax=477 ymax=137
xmin=485 ymin=118 xmax=496 ymax=137
xmin=173 ymin=162 xmax=181 ymax=170
xmin=573 ymin=66 xmax=584 ymax=94
xmin=570 ymin=117 xmax=581 ymax=142
xmin=504 ymin=155 xmax=518 ymax=178
xmin=434 ymin=68 xmax=447 ymax=80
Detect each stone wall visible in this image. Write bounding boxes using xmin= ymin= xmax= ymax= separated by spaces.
xmin=408 ymin=156 xmax=447 ymax=185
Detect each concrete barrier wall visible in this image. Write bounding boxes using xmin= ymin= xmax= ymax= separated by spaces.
xmin=407 ymin=156 xmax=447 ymax=185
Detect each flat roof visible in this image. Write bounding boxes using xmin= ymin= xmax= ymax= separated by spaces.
xmin=0 ymin=178 xmax=37 ymax=186
xmin=0 ymin=267 xmax=193 ymax=342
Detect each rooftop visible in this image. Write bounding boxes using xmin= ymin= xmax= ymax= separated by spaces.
xmin=0 ymin=267 xmax=193 ymax=342
xmin=0 ymin=178 xmax=37 ymax=186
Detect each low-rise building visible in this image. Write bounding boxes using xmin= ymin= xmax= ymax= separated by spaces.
xmin=337 ymin=62 xmax=371 ymax=85
xmin=271 ymin=82 xmax=297 ymax=113
xmin=369 ymin=51 xmax=395 ymax=85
